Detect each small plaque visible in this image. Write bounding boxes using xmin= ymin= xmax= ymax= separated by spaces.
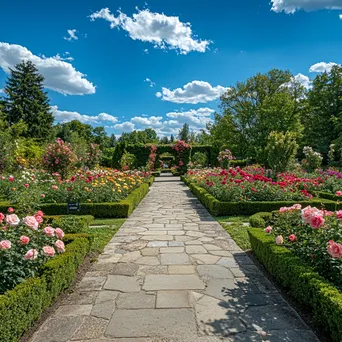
xmin=67 ymin=202 xmax=80 ymax=213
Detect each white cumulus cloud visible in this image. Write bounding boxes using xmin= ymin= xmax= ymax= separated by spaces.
xmin=64 ymin=29 xmax=78 ymax=41
xmin=89 ymin=8 xmax=211 ymax=54
xmin=0 ymin=42 xmax=95 ymax=95
xmin=156 ymin=80 xmax=228 ymax=104
xmin=294 ymin=73 xmax=312 ymax=89
xmin=114 ymin=121 xmax=135 ymax=132
xmin=309 ymin=62 xmax=339 ymax=73
xmin=271 ymin=0 xmax=342 ymax=13
xmin=131 ymin=115 xmax=163 ymax=127
xmin=165 ymin=108 xmax=215 ymax=128
xmin=52 ymin=105 xmax=118 ymax=124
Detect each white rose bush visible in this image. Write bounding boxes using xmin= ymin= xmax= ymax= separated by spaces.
xmin=0 ymin=208 xmax=65 ymax=294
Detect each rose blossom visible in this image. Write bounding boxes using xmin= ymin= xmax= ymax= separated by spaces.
xmin=289 ymin=234 xmax=297 ymax=242
xmin=0 ymin=213 xmax=4 ymax=223
xmin=310 ymin=215 xmax=325 ymax=229
xmin=55 ymin=240 xmax=65 ymax=253
xmin=0 ymin=240 xmax=11 ymax=249
xmin=41 ymin=194 xmax=45 ymax=198
xmin=24 ymin=249 xmax=38 ymax=260
xmin=8 ymin=207 xmax=14 ymax=213
xmin=43 ymin=246 xmax=55 ymax=257
xmin=6 ymin=214 xmax=20 ymax=226
xmin=327 ymin=240 xmax=342 ymax=258
xmin=51 ymin=185 xmax=58 ymax=190
xmin=34 ymin=214 xmax=43 ymax=224
xmin=8 ymin=175 xmax=14 ymax=182
xmin=55 ymin=228 xmax=64 ymax=239
xmin=336 ymin=210 xmax=342 ymax=219
xmin=292 ymin=204 xmax=302 ymax=210
xmin=24 ymin=183 xmax=29 ymax=188
xmin=275 ymin=235 xmax=284 ymax=245
xmin=264 ymin=226 xmax=272 ymax=234
xmin=336 ymin=191 xmax=342 ymax=197
xmin=301 ymin=206 xmax=323 ymax=224
xmin=20 ymin=235 xmax=30 ymax=245
xmin=23 ymin=216 xmax=39 ymax=230
xmin=43 ymin=226 xmax=55 ymax=237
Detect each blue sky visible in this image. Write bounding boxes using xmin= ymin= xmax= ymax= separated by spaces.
xmin=0 ymin=0 xmax=342 ymax=136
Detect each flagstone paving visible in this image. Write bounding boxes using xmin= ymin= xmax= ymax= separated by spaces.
xmin=30 ymin=175 xmax=319 ymax=342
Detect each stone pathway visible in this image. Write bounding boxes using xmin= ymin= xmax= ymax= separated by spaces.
xmin=30 ymin=175 xmax=319 ymax=342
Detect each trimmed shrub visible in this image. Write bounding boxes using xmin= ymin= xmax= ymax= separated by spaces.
xmin=248 ymin=228 xmax=342 ymax=342
xmin=0 ymin=236 xmax=90 ymax=342
xmin=51 ymin=215 xmax=92 ymax=234
xmin=249 ymin=212 xmax=272 ymax=227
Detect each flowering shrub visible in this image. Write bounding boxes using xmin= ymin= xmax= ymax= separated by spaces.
xmin=185 ymin=167 xmax=313 ymax=202
xmin=0 ymin=209 xmax=65 ymax=294
xmin=120 ymin=151 xmax=136 ymax=170
xmin=217 ymin=149 xmax=233 ymax=169
xmin=172 ymin=140 xmax=190 ymax=174
xmin=85 ymin=143 xmax=102 ymax=169
xmin=146 ymin=145 xmax=157 ymax=171
xmin=188 ymin=152 xmax=207 ymax=170
xmin=0 ymin=168 xmax=150 ymax=204
xmin=267 ymin=204 xmax=342 ymax=289
xmin=42 ymin=138 xmax=77 ymax=179
xmin=302 ymin=146 xmax=323 ymax=172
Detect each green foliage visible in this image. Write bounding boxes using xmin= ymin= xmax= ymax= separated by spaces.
xmin=0 ymin=236 xmax=90 ymax=342
xmin=265 ymin=131 xmax=298 ymax=173
xmin=178 ymin=123 xmax=190 ymax=143
xmin=248 ymin=228 xmax=342 ymax=341
xmin=112 ymin=142 xmax=126 ymax=169
xmin=249 ymin=212 xmax=272 ymax=227
xmin=209 ymin=69 xmax=304 ymax=161
xmin=120 ymin=150 xmax=136 ymax=170
xmin=222 ymin=222 xmax=251 ymax=250
xmin=302 ymin=146 xmax=323 ymax=172
xmin=3 ymin=61 xmax=54 ymax=140
xmin=191 ymin=151 xmax=208 ymax=167
xmin=52 ymin=215 xmax=93 ymax=234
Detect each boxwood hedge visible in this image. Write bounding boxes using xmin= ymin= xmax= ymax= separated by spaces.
xmin=248 ymin=228 xmax=342 ymax=341
xmin=182 ymin=176 xmax=342 ymax=216
xmin=0 ymin=235 xmax=91 ymax=342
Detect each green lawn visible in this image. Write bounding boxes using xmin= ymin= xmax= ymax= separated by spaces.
xmin=221 ymin=222 xmax=251 ymax=251
xmin=88 ymin=218 xmax=125 ymax=254
xmin=214 ymin=215 xmax=249 ymax=223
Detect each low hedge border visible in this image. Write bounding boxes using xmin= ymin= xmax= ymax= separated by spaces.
xmin=0 ymin=177 xmax=154 ymax=218
xmin=249 ymin=212 xmax=273 ymax=227
xmin=0 ymin=235 xmax=91 ymax=342
xmin=182 ymin=176 xmax=342 ymax=216
xmin=248 ymin=228 xmax=342 ymax=341
xmin=316 ymin=191 xmax=342 ymax=202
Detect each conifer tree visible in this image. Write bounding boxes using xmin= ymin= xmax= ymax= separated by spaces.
xmin=3 ymin=60 xmax=53 ymax=139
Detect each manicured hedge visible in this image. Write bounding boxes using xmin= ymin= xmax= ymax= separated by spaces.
xmin=249 ymin=212 xmax=272 ymax=227
xmin=0 ymin=177 xmax=154 ymax=218
xmin=0 ymin=235 xmax=91 ymax=342
xmin=316 ymin=191 xmax=342 ymax=202
xmin=248 ymin=228 xmax=342 ymax=341
xmin=182 ymin=177 xmax=342 ymax=216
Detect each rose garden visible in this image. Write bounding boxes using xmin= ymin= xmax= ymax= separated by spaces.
xmin=1 ymin=62 xmax=342 ymax=342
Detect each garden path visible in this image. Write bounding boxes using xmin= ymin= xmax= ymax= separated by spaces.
xmin=30 ymin=174 xmax=319 ymax=342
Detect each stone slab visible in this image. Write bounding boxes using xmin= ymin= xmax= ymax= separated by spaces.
xmin=143 ymin=275 xmax=205 ymax=290
xmin=156 ymin=290 xmax=190 ymax=308
xmin=116 ymin=292 xmax=155 ymax=309
xmin=160 ymin=253 xmax=190 ymax=265
xmin=104 ymin=275 xmax=140 ymax=292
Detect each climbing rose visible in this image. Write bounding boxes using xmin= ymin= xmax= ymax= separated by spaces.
xmin=327 ymin=241 xmax=342 ymax=258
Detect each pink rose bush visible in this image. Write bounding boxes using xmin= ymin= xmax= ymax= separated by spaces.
xmin=0 ymin=209 xmax=65 ymax=294
xmin=267 ymin=204 xmax=342 ymax=288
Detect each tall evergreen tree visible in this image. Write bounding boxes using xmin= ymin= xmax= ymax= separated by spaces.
xmin=3 ymin=60 xmax=53 ymax=139
xmin=178 ymin=123 xmax=190 ymax=142
xmin=170 ymin=134 xmax=175 ymax=143
xmin=109 ymin=134 xmax=117 ymax=147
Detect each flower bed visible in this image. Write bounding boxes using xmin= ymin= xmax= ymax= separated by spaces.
xmin=0 ymin=235 xmax=90 ymax=341
xmin=0 ymin=208 xmax=91 ymax=341
xmin=182 ymin=175 xmax=340 ymax=216
xmin=0 ymin=174 xmax=154 ymax=218
xmin=248 ymin=227 xmax=342 ymax=341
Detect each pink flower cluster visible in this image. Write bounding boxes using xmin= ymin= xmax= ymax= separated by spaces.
xmin=301 ymin=206 xmax=325 ymax=229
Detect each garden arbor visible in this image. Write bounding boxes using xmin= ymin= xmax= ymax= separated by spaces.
xmin=112 ymin=142 xmax=219 ymax=171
